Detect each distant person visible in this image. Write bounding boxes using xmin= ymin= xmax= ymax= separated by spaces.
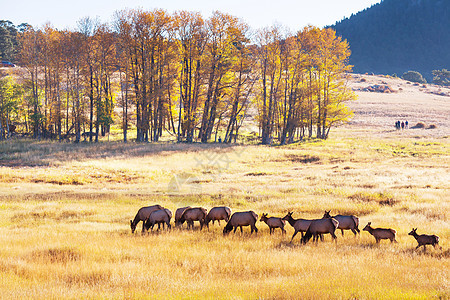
xmin=218 ymin=137 xmax=222 ymax=143
xmin=405 ymin=120 xmax=408 ymax=129
xmin=401 ymin=121 xmax=405 ymax=129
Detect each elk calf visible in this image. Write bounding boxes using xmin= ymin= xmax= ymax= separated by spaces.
xmin=260 ymin=213 xmax=286 ymax=234
xmin=408 ymin=228 xmax=441 ymax=251
xmin=363 ymin=222 xmax=397 ymax=243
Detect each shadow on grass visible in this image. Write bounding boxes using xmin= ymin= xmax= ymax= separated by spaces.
xmin=0 ymin=138 xmax=243 ymax=167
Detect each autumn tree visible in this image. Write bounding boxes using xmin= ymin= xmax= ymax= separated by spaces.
xmin=223 ymin=21 xmax=255 ymax=143
xmin=174 ymin=10 xmax=206 ymax=142
xmin=62 ymin=30 xmax=85 ymax=143
xmin=255 ymin=25 xmax=286 ymax=145
xmin=18 ymin=26 xmax=44 ymax=139
xmin=0 ymin=77 xmax=22 ymax=139
xmin=303 ymin=27 xmax=354 ymax=139
xmin=78 ymin=16 xmax=99 ymax=141
xmin=199 ymin=12 xmax=251 ymax=143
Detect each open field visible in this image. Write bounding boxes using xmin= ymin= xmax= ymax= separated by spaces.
xmin=0 ymin=74 xmax=449 ymax=299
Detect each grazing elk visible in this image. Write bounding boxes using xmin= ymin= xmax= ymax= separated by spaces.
xmin=130 ymin=204 xmax=164 ymax=234
xmin=175 ymin=206 xmax=191 ymax=227
xmin=260 ymin=213 xmax=286 ymax=234
xmin=323 ymin=210 xmax=360 ymax=236
xmin=223 ymin=211 xmax=258 ymax=235
xmin=178 ymin=207 xmax=208 ymax=230
xmin=301 ymin=218 xmax=339 ymax=244
xmin=282 ymin=212 xmax=315 ymax=242
xmin=408 ymin=228 xmax=441 ymax=251
xmin=205 ymin=206 xmax=231 ymax=228
xmin=363 ymin=222 xmax=397 ymax=243
xmin=144 ymin=209 xmax=172 ymax=231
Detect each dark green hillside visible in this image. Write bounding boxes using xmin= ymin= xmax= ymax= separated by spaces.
xmin=332 ymin=0 xmax=450 ymax=81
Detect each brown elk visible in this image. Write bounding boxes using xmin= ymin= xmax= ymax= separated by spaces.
xmin=301 ymin=218 xmax=339 ymax=244
xmin=205 ymin=206 xmax=231 ymax=228
xmin=130 ymin=205 xmax=164 ymax=234
xmin=323 ymin=210 xmax=360 ymax=236
xmin=178 ymin=207 xmax=208 ymax=230
xmin=260 ymin=213 xmax=286 ymax=234
xmin=223 ymin=211 xmax=258 ymax=235
xmin=282 ymin=212 xmax=314 ymax=242
xmin=408 ymin=228 xmax=441 ymax=251
xmin=144 ymin=209 xmax=172 ymax=231
xmin=363 ymin=222 xmax=397 ymax=243
xmin=174 ymin=206 xmax=191 ymax=227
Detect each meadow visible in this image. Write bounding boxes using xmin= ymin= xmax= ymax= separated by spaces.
xmin=0 ymin=125 xmax=449 ymax=299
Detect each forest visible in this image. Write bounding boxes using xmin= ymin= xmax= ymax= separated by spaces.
xmin=332 ymin=0 xmax=450 ymax=81
xmin=0 ymin=10 xmax=354 ymax=144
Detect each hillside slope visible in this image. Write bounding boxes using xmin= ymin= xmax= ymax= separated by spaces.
xmin=345 ymin=73 xmax=450 ymax=138
xmin=332 ymin=0 xmax=450 ymax=81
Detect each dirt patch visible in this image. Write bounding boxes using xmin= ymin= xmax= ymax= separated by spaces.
xmin=29 ymin=248 xmax=81 ymax=264
xmin=348 ymin=192 xmax=398 ymax=206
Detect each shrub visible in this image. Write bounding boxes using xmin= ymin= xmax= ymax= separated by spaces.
xmin=432 ymin=69 xmax=450 ymax=86
xmin=401 ymin=71 xmax=427 ymax=83
xmin=411 ymin=122 xmax=425 ymax=129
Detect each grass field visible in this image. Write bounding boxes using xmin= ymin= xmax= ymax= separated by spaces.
xmin=0 ymin=126 xmax=449 ymax=299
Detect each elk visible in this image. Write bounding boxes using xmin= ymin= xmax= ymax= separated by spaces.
xmin=178 ymin=207 xmax=208 ymax=230
xmin=205 ymin=206 xmax=232 ymax=228
xmin=301 ymin=218 xmax=339 ymax=244
xmin=174 ymin=206 xmax=191 ymax=227
xmin=260 ymin=213 xmax=286 ymax=234
xmin=130 ymin=205 xmax=164 ymax=234
xmin=408 ymin=228 xmax=441 ymax=251
xmin=223 ymin=211 xmax=258 ymax=235
xmin=144 ymin=209 xmax=172 ymax=231
xmin=323 ymin=210 xmax=360 ymax=236
xmin=282 ymin=212 xmax=314 ymax=243
xmin=363 ymin=222 xmax=397 ymax=243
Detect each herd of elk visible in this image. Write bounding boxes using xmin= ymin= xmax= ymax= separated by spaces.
xmin=130 ymin=206 xmax=442 ymax=250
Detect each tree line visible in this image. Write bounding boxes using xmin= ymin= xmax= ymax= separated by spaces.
xmin=0 ymin=9 xmax=355 ymax=143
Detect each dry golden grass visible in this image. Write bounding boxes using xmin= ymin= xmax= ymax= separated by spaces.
xmin=0 ymin=131 xmax=449 ymax=299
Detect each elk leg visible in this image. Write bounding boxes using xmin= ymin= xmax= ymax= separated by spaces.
xmin=291 ymin=231 xmax=298 ymax=243
xmin=331 ymin=232 xmax=337 ymax=242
